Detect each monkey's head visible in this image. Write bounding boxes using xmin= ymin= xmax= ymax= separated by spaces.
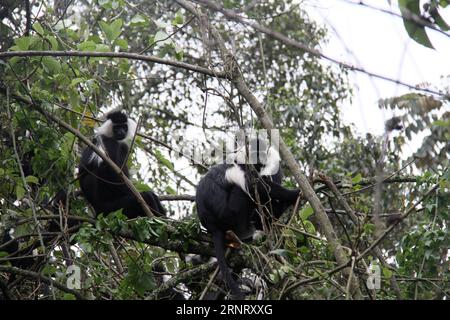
xmin=234 ymin=133 xmax=280 ymax=175
xmin=96 ymin=110 xmax=137 ymax=143
xmin=108 ymin=111 xmax=129 ymax=140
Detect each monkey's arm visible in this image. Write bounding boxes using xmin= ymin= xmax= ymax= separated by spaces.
xmin=257 ymin=177 xmax=300 ymax=204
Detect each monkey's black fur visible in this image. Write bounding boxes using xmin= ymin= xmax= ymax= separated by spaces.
xmin=196 ymin=139 xmax=300 ymax=299
xmin=79 ymin=110 xmax=165 ymax=218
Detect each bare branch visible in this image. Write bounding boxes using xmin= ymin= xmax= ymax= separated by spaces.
xmin=0 ymin=50 xmax=227 ymax=79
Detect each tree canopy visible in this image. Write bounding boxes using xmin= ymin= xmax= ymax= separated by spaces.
xmin=0 ymin=0 xmax=448 ymax=300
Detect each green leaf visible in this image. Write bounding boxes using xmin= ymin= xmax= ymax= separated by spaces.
xmin=16 ymin=185 xmax=25 ymax=200
xmin=130 ymin=14 xmax=147 ymax=26
xmin=15 ymin=37 xmax=31 ymax=50
xmin=25 ymin=175 xmax=39 ymax=185
xmin=125 ymin=261 xmax=155 ymax=296
xmin=99 ymin=19 xmax=123 ymax=43
xmin=299 ymin=205 xmax=314 ymax=221
xmin=165 ymin=185 xmax=176 ymax=195
xmin=41 ymin=56 xmax=61 ymax=73
xmin=223 ymin=0 xmax=239 ymax=9
xmin=434 ymin=11 xmax=450 ymax=30
xmin=154 ymin=149 xmax=174 ymax=171
xmin=70 ymin=77 xmax=85 ymax=87
xmin=175 ymin=50 xmax=184 ymax=61
xmin=399 ymin=0 xmax=434 ymax=49
xmin=63 ymin=293 xmax=76 ymax=300
xmin=303 ymin=220 xmax=316 ymax=234
xmin=33 ymin=22 xmax=44 ymax=35
xmin=432 ymin=119 xmax=450 ymax=127
xmin=109 ymin=19 xmax=123 ymax=40
xmin=77 ymin=40 xmax=96 ymax=51
xmin=172 ymin=12 xmax=184 ymax=26
xmin=351 ymin=173 xmax=362 ymax=184
xmin=95 ymin=43 xmax=110 ymax=52
xmin=42 ymin=265 xmax=57 ymax=276
xmin=382 ymin=267 xmax=393 ymax=278
xmin=364 ymin=223 xmax=375 ymax=235
xmin=154 ymin=30 xmax=170 ymax=45
xmin=45 ymin=36 xmax=59 ymax=50
xmin=114 ymin=38 xmax=128 ymax=50
xmin=132 ymin=220 xmax=150 ymax=241
xmin=134 ymin=182 xmax=151 ymax=192
xmin=298 ymin=246 xmax=310 ymax=254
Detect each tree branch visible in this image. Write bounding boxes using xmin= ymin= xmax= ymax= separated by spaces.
xmin=0 ymin=265 xmax=84 ymax=299
xmin=0 ymin=50 xmax=227 ymax=79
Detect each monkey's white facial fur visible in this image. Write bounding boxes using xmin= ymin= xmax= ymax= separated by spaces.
xmin=96 ymin=119 xmax=113 ymax=137
xmin=96 ymin=118 xmax=137 ymax=144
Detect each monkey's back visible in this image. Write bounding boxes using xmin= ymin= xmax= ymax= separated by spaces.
xmin=195 ymin=164 xmax=255 ymax=240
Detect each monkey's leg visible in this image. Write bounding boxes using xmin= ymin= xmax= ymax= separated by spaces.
xmin=211 ymin=231 xmax=244 ymax=300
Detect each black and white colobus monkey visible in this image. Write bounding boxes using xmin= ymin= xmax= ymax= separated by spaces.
xmin=195 ymin=134 xmax=301 ymax=298
xmin=79 ymin=110 xmax=165 ymax=218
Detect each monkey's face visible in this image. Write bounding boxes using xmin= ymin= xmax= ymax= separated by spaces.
xmin=113 ymin=123 xmax=128 ymax=140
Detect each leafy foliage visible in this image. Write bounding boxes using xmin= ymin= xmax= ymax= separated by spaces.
xmin=0 ymin=0 xmax=448 ymax=300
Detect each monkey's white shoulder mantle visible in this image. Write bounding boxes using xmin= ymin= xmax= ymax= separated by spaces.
xmin=87 ymin=118 xmax=137 ymax=165
xmin=225 ymin=146 xmax=280 ymax=193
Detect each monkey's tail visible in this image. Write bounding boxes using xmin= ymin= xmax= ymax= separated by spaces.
xmin=211 ymin=231 xmax=244 ymax=300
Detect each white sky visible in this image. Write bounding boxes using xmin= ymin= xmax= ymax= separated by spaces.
xmin=159 ymin=0 xmax=450 ymax=201
xmin=306 ymin=0 xmax=450 ymax=136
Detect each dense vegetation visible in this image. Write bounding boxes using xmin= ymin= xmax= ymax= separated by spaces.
xmin=0 ymin=0 xmax=448 ymax=300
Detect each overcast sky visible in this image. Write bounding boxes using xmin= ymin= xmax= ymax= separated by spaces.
xmin=306 ymin=0 xmax=450 ymax=136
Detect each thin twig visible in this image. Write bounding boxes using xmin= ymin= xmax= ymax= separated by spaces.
xmin=0 ymin=265 xmax=84 ymax=299
xmin=6 ymin=86 xmax=46 ymax=254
